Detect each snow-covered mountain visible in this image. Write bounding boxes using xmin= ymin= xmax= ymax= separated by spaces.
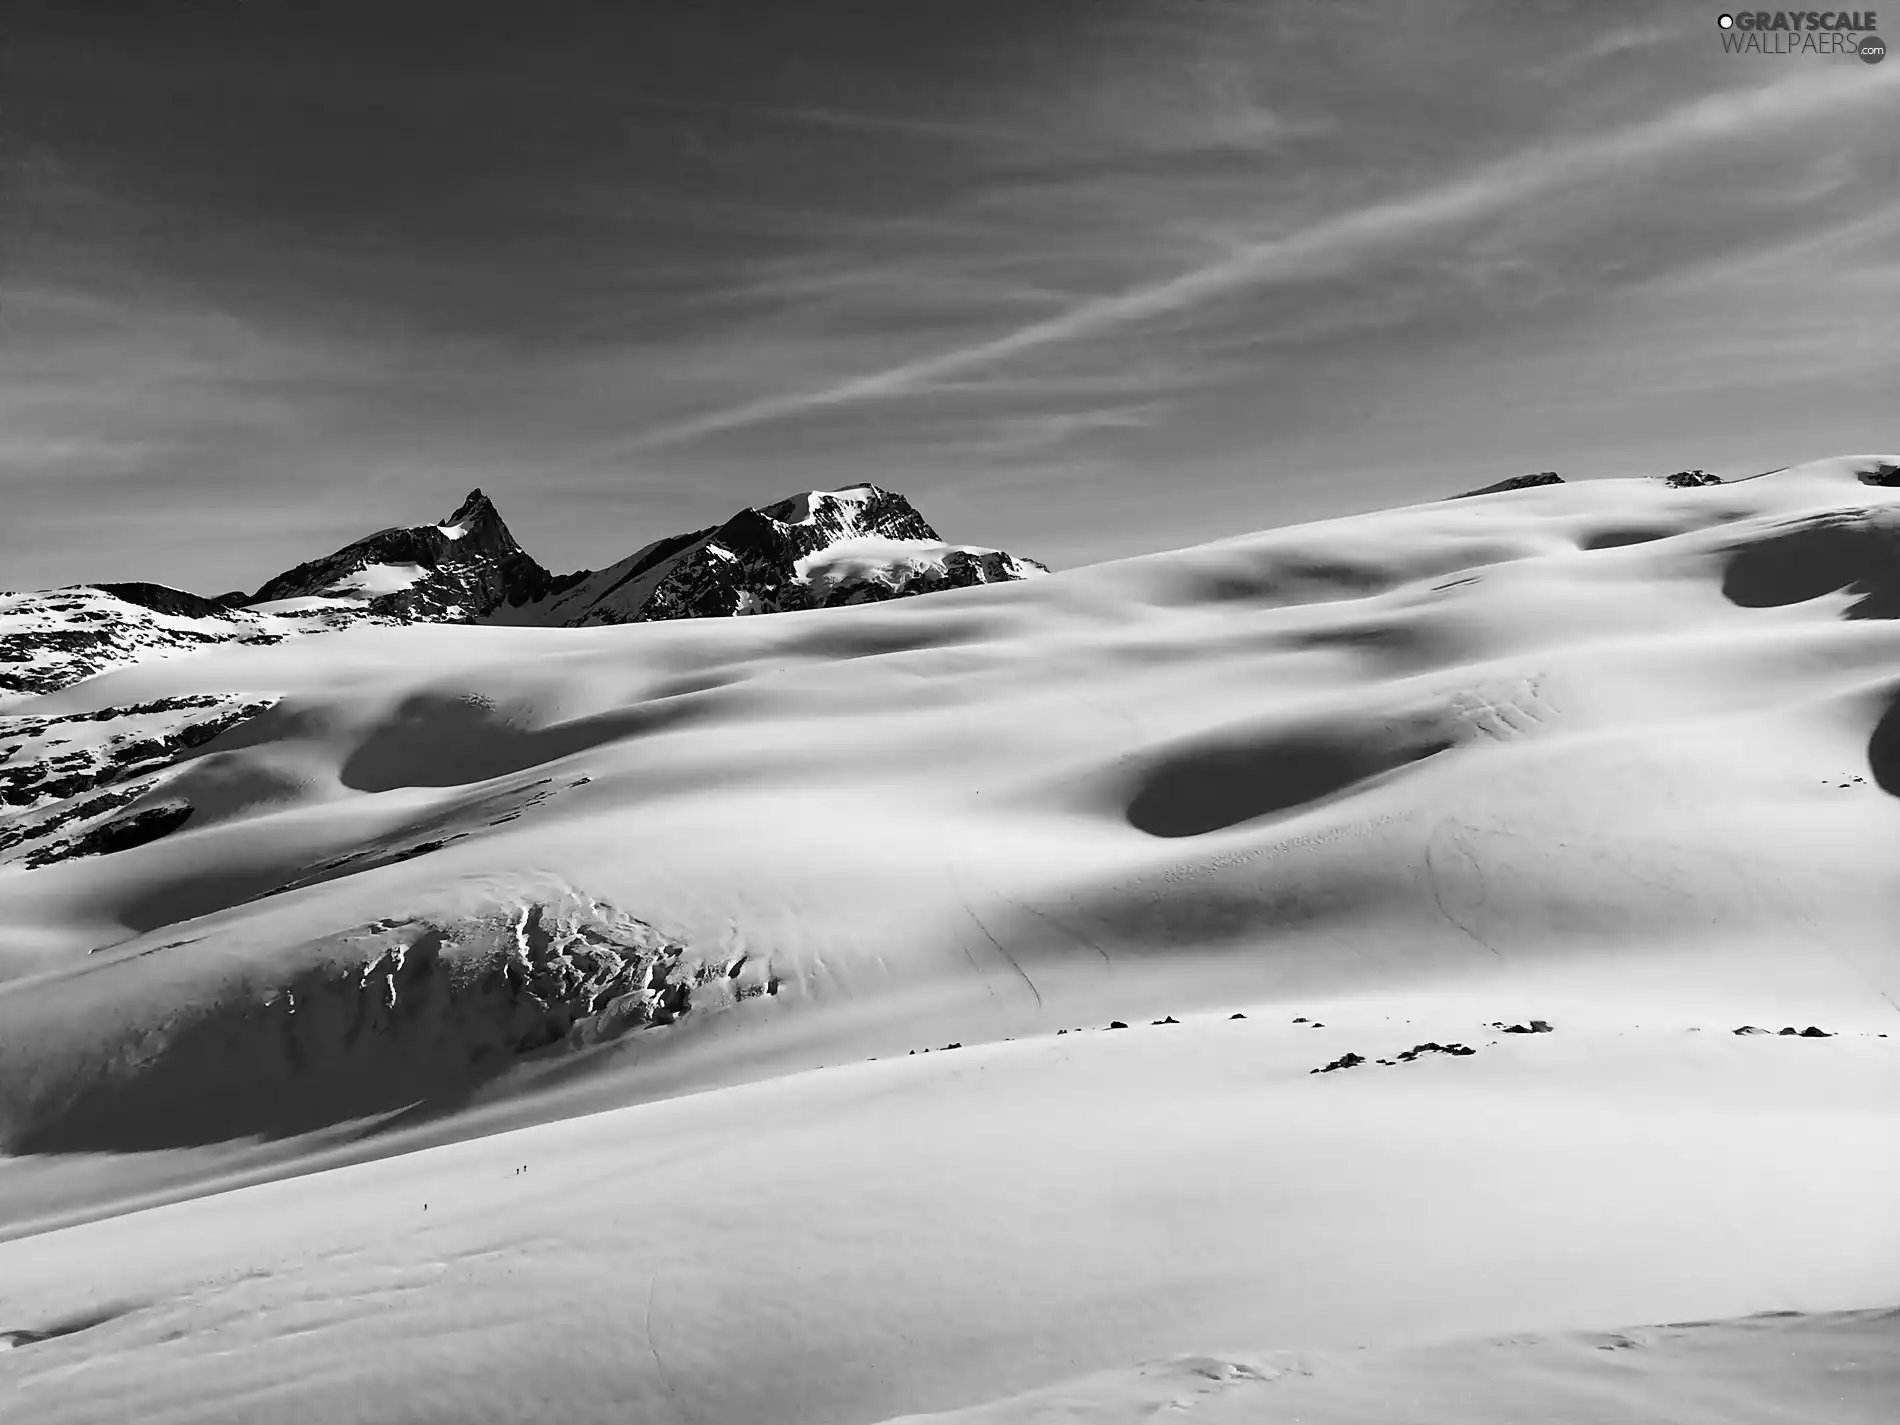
xmin=243 ymin=488 xmax=567 ymax=621
xmin=0 ymin=484 xmax=1046 ymax=702
xmin=497 ymin=484 xmax=1047 ymax=626
xmin=0 ymin=583 xmax=390 ymax=706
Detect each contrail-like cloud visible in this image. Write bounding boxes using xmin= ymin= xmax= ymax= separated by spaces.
xmin=613 ymin=67 xmax=1898 ymax=454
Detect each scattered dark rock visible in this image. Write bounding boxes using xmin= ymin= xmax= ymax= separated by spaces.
xmin=1501 ymin=1020 xmax=1553 ymax=1034
xmin=1799 ymin=1026 xmax=1833 ymax=1038
xmin=1153 ymin=1016 xmax=1179 ymax=1025
xmin=1229 ymin=1012 xmax=1246 ymax=1020
xmin=1108 ymin=1020 xmax=1128 ymax=1030
xmin=0 ymin=695 xmax=275 ymax=811
xmin=1779 ymin=1027 xmax=1798 ymax=1036
xmin=1857 ymin=461 xmax=1900 ymax=487
xmin=1311 ymin=1052 xmax=1366 ymax=1074
xmin=941 ymin=1042 xmax=962 ymax=1051
xmin=1292 ymin=1016 xmax=1308 ymax=1023
xmin=1663 ymin=469 xmax=1723 ymax=488
xmin=1394 ymin=1041 xmax=1478 ymax=1062
xmin=1733 ymin=1025 xmax=1771 ymax=1035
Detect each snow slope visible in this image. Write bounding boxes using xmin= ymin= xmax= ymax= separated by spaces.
xmin=2 ymin=454 xmax=1898 ymax=1423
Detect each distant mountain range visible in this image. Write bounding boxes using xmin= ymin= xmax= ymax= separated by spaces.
xmin=0 ymin=485 xmax=1048 ymax=700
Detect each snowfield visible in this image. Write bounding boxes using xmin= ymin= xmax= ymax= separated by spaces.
xmin=2 ymin=456 xmax=1898 ymax=1423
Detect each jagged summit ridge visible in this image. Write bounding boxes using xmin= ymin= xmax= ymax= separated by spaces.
xmin=243 ymin=488 xmax=559 ymax=621
xmin=2 ymin=484 xmax=1048 ymax=698
xmin=494 ymin=484 xmax=1048 ymax=627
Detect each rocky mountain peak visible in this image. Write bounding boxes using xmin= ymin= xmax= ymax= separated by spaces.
xmin=242 ymin=490 xmax=553 ymax=621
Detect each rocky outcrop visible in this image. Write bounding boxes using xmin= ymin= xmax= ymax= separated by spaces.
xmin=1 ymin=694 xmax=276 ymax=809
xmin=0 ymin=587 xmax=299 ymax=702
xmin=88 ymin=582 xmax=249 ymax=618
xmin=1662 ymin=470 xmax=1723 ymax=488
xmin=0 ymin=694 xmax=275 ymax=868
xmin=503 ymin=485 xmax=1047 ymax=627
xmin=1312 ymin=1051 xmax=1366 ymax=1073
xmin=1448 ymin=472 xmax=1563 ymax=499
xmin=244 ymin=489 xmax=571 ymax=620
xmin=5 ymin=486 xmax=1046 ymax=703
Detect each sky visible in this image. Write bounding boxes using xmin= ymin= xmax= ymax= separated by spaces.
xmin=4 ymin=0 xmax=1897 ymax=592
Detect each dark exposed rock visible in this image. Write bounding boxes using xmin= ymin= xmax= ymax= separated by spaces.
xmin=1108 ymin=1020 xmax=1128 ymax=1029
xmin=0 ymin=695 xmax=274 ymax=810
xmin=244 ymin=489 xmax=562 ymax=621
xmin=1662 ymin=470 xmax=1723 ymax=488
xmin=1311 ymin=1052 xmax=1366 ymax=1074
xmin=38 ymin=802 xmax=192 ymax=864
xmin=1229 ymin=1012 xmax=1246 ymax=1020
xmin=1153 ymin=1015 xmax=1179 ymax=1025
xmin=1448 ymin=472 xmax=1563 ymax=500
xmin=5 ymin=486 xmax=1045 ymax=700
xmin=1733 ymin=1025 xmax=1772 ymax=1035
xmin=1798 ymin=1025 xmax=1833 ymax=1038
xmin=523 ymin=485 xmax=1048 ymax=628
xmin=1856 ymin=462 xmax=1900 ymax=487
xmin=1501 ymin=1020 xmax=1553 ymax=1034
xmin=88 ymin=582 xmax=247 ymax=618
xmin=0 ymin=784 xmax=147 ymax=860
xmin=1394 ymin=1041 xmax=1477 ymax=1062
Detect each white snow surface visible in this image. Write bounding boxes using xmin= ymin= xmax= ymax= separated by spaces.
xmin=793 ymin=534 xmax=1040 ymax=590
xmin=779 ymin=485 xmax=876 ymax=524
xmin=2 ymin=454 xmax=1899 ymax=1424
xmin=326 ymin=561 xmax=431 ymax=598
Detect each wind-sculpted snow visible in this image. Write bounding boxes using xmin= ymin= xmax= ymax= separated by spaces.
xmin=2 ymin=456 xmax=1900 ymax=1425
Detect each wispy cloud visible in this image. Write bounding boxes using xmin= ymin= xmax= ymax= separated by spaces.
xmin=610 ymin=67 xmax=1898 ymax=453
